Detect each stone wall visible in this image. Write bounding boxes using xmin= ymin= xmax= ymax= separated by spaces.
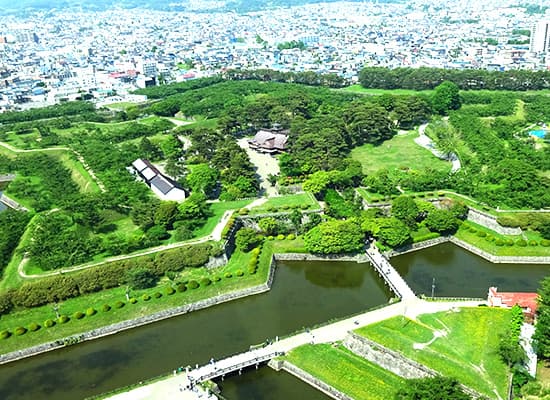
xmin=269 ymin=359 xmax=353 ymax=400
xmin=343 ymin=333 xmax=483 ymax=399
xmin=274 ymin=253 xmax=369 ymax=263
xmin=385 ymin=237 xmax=449 ymax=257
xmin=467 ymin=208 xmax=522 ymax=235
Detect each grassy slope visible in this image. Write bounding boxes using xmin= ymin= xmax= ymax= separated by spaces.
xmin=350 ymin=131 xmax=451 ymax=175
xmin=0 ymin=238 xmax=305 ymax=355
xmin=342 ymin=85 xmax=433 ymax=96
xmin=357 ymin=307 xmax=511 ymax=399
xmin=283 ymin=343 xmax=405 ymax=400
xmin=249 ymin=193 xmax=319 ymax=214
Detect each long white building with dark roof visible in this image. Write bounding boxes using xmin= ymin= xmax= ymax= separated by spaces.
xmin=131 ymin=158 xmax=186 ymax=202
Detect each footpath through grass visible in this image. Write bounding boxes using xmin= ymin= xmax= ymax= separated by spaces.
xmin=282 ymin=343 xmax=405 ymax=400
xmin=356 ymin=307 xmax=511 ymax=399
xmin=350 ymin=131 xmax=451 ymax=175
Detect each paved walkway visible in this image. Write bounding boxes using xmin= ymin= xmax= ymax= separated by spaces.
xmin=365 ymin=244 xmax=416 ymax=300
xmin=108 ymin=298 xmax=485 ymax=400
xmin=415 ymin=123 xmax=461 ymax=172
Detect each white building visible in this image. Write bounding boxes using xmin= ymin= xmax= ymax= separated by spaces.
xmin=131 ymin=159 xmax=186 ymax=202
xmin=530 ymin=20 xmax=550 ymax=54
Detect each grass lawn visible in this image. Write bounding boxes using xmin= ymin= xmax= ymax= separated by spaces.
xmin=342 ymin=85 xmax=433 ymax=96
xmin=0 ymin=236 xmax=307 ymax=355
xmin=282 ymin=343 xmax=405 ymax=400
xmin=455 ymin=221 xmax=550 ymax=257
xmin=249 ymin=193 xmax=319 ymax=214
xmin=192 ymin=199 xmax=253 ymax=238
xmin=356 ymin=307 xmax=511 ymax=399
xmin=350 ymin=131 xmax=451 ymax=175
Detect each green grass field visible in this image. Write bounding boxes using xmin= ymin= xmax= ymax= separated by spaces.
xmin=192 ymin=199 xmax=253 ymax=238
xmin=282 ymin=343 xmax=405 ymax=400
xmin=58 ymin=153 xmax=101 ymax=193
xmin=249 ymin=193 xmax=319 ymax=214
xmin=356 ymin=307 xmax=511 ymax=399
xmin=351 ymin=132 xmax=451 ymax=174
xmin=342 ymin=85 xmax=433 ymax=96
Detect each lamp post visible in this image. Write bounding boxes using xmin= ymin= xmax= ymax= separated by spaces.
xmin=53 ymin=302 xmax=60 ymax=319
xmin=431 ymin=277 xmax=436 ymax=298
xmin=125 ymin=285 xmax=130 ymax=301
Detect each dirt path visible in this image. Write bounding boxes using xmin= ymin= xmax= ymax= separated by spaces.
xmin=237 ymin=138 xmax=279 ymax=197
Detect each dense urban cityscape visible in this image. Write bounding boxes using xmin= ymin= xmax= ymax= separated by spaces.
xmin=0 ymin=0 xmax=549 ymax=109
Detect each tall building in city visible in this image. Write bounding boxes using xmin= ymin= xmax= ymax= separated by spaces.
xmin=530 ymin=20 xmax=550 ymax=54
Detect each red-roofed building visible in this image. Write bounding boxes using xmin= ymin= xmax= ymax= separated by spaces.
xmin=488 ymin=287 xmax=538 ymax=318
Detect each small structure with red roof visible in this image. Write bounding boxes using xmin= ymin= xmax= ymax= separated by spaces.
xmin=487 ymin=287 xmax=538 ymax=319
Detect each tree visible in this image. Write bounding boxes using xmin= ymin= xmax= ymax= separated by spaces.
xmin=302 ymin=171 xmax=331 ymax=195
xmin=126 ymin=268 xmax=158 ymax=290
xmin=376 ymin=218 xmax=412 ymax=248
xmin=235 ymin=227 xmax=261 ymax=252
xmin=304 ymin=219 xmax=364 ymax=254
xmin=258 ymin=217 xmax=280 ymax=236
xmin=534 ymin=277 xmax=550 ymax=359
xmin=154 ymin=201 xmax=180 ymax=230
xmin=178 ymin=193 xmax=209 ymax=229
xmin=395 ymin=377 xmax=471 ymax=400
xmin=424 ymin=209 xmax=459 ymax=234
xmin=186 ymin=163 xmax=219 ymax=195
xmin=391 ymin=196 xmax=419 ymax=228
xmin=432 ymin=81 xmax=461 ymax=115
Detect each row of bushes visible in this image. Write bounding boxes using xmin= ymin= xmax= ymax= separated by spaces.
xmin=465 ymin=225 xmax=550 ymax=247
xmin=369 ymin=192 xmax=445 ymax=203
xmin=221 ymin=216 xmax=237 ymax=241
xmin=0 ymin=242 xmax=220 ymax=314
xmin=0 ymin=269 xmax=258 ymax=340
xmin=267 ymin=234 xmax=296 ymax=241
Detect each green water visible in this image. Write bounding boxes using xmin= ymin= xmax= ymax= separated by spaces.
xmin=0 ymin=261 xmax=390 ymax=400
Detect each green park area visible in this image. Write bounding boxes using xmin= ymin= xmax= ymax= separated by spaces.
xmin=282 ymin=343 xmax=406 ymax=400
xmin=248 ymin=193 xmax=319 ymax=214
xmin=350 ymin=131 xmax=452 ymax=174
xmin=342 ymin=84 xmax=433 ymax=96
xmin=356 ymin=307 xmax=511 ymax=399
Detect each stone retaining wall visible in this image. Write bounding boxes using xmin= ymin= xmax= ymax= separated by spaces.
xmin=384 ymin=237 xmax=449 ymax=257
xmin=0 ymin=281 xmax=272 ymax=366
xmin=269 ymin=359 xmax=353 ymax=400
xmin=274 ymin=253 xmax=369 ymax=263
xmin=343 ymin=333 xmax=483 ymax=399
xmin=467 ymin=208 xmax=522 ymax=235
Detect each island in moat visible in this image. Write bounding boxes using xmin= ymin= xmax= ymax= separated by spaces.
xmin=0 ymin=69 xmax=549 ymax=400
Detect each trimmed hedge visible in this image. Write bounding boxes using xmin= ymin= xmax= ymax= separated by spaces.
xmin=73 ymin=311 xmax=85 ymax=320
xmin=1 ymin=330 xmax=11 ymax=339
xmin=44 ymin=319 xmax=55 ymax=328
xmin=200 ymin=278 xmax=212 ymax=287
xmin=86 ymin=307 xmax=96 ymax=316
xmin=58 ymin=315 xmax=70 ymax=324
xmin=224 ymin=272 xmax=233 ymax=278
xmin=115 ymin=300 xmax=125 ymax=308
xmin=101 ymin=304 xmax=111 ymax=312
xmin=28 ymin=322 xmax=40 ymax=332
xmin=14 ymin=327 xmax=27 ymax=336
xmin=165 ymin=287 xmax=176 ymax=295
xmin=236 ymin=270 xmax=244 ymax=277
xmin=188 ymin=280 xmax=199 ymax=289
xmin=176 ymin=283 xmax=187 ymax=292
xmin=129 ymin=298 xmax=137 ymax=304
xmin=516 ymin=239 xmax=527 ymax=247
xmin=142 ymin=294 xmax=151 ymax=301
xmin=153 ymin=292 xmax=162 ymax=298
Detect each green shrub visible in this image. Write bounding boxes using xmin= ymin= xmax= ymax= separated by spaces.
xmin=469 ymin=227 xmax=477 ymax=233
xmin=224 ymin=272 xmax=233 ymax=278
xmin=276 ymin=234 xmax=285 ymax=240
xmin=44 ymin=319 xmax=55 ymax=328
xmin=266 ymin=206 xmax=276 ymax=212
xmin=251 ymin=247 xmax=261 ymax=256
xmin=28 ymin=322 xmax=40 ymax=332
xmin=0 ymin=330 xmax=10 ymax=339
xmin=286 ymin=234 xmax=295 ymax=240
xmin=58 ymin=315 xmax=69 ymax=324
xmin=300 ymin=204 xmax=310 ymax=210
xmin=165 ymin=287 xmax=176 ymax=295
xmin=417 ymin=193 xmax=425 ymax=198
xmin=267 ymin=235 xmax=274 ymax=240
xmin=153 ymin=292 xmax=162 ymax=298
xmin=427 ymin=192 xmax=434 ymax=197
xmin=495 ymin=239 xmax=505 ymax=246
xmin=200 ymin=278 xmax=212 ymax=287
xmin=73 ymin=311 xmax=85 ymax=320
xmin=115 ymin=300 xmax=125 ymax=308
xmin=541 ymin=239 xmax=550 ymax=247
xmin=101 ymin=304 xmax=111 ymax=312
xmin=188 ymin=280 xmax=200 ymax=289
xmin=142 ymin=294 xmax=151 ymax=301
xmin=281 ymin=204 xmax=290 ymax=210
xmin=529 ymin=240 xmax=538 ymax=246
xmin=476 ymin=231 xmax=487 ymax=237
xmin=238 ymin=208 xmax=249 ymax=215
xmin=213 ymin=276 xmax=221 ymax=282
xmin=516 ymin=239 xmax=527 ymax=247
xmin=129 ymin=298 xmax=137 ymax=304
xmin=14 ymin=327 xmax=26 ymax=336
xmin=486 ymin=235 xmax=495 ymax=242
xmin=248 ymin=266 xmax=257 ymax=274
xmin=177 ymin=283 xmax=187 ymax=292
xmin=86 ymin=307 xmax=96 ymax=316
xmin=437 ymin=192 xmax=445 ymax=197
xmin=505 ymin=239 xmax=514 ymax=246
xmin=236 ymin=270 xmax=244 ymax=277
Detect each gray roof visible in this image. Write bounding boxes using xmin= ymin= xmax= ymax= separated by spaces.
xmin=150 ymin=175 xmax=174 ymax=195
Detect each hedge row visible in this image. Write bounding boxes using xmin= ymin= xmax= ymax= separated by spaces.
xmin=465 ymin=225 xmax=549 ymax=247
xmin=221 ymin=216 xmax=237 ymax=241
xmin=264 ymin=204 xmax=311 ymax=213
xmin=0 ymin=242 xmax=220 ymax=314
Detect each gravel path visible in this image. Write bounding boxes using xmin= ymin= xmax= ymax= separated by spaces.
xmin=415 ymin=123 xmax=461 ymax=172
xmin=237 ymin=138 xmax=280 ymax=197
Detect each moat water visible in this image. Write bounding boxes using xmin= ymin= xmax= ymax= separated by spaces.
xmin=0 ymin=244 xmax=548 ymax=400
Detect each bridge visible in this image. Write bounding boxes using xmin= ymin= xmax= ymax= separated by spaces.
xmin=365 ymin=244 xmax=416 ymax=300
xmin=0 ymin=174 xmax=16 ymax=183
